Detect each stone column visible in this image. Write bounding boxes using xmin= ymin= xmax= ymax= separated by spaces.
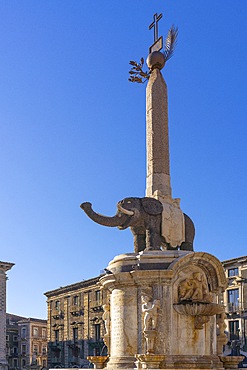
xmin=146 ymin=64 xmax=172 ymax=199
xmin=100 ymin=267 xmax=138 ymax=370
xmin=0 ymin=261 xmax=14 ymax=370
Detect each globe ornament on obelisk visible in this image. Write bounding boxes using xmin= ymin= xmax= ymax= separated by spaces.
xmin=81 ymin=13 xmax=195 ymax=252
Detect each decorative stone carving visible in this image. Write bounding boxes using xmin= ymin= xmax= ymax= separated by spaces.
xmin=141 ymin=295 xmax=160 ymax=353
xmin=178 ymin=272 xmax=212 ymax=303
xmin=174 ymin=268 xmax=225 ymax=329
xmin=102 ymin=303 xmax=110 ymax=350
xmin=216 ymin=312 xmax=228 ymax=355
xmin=173 ymin=301 xmax=224 ymax=329
xmin=142 ymin=295 xmax=160 ymax=331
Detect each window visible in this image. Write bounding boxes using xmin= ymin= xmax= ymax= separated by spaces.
xmin=42 ymin=346 xmax=47 ymax=355
xmin=229 ymin=320 xmax=240 ymax=340
xmin=6 ymin=335 xmax=9 ymax=341
xmin=228 ymin=268 xmax=239 ymax=277
xmin=55 ymin=301 xmax=60 ymax=310
xmin=228 ymin=289 xmax=239 ymax=303
xmin=33 ymin=327 xmax=38 ymax=337
xmin=55 ymin=330 xmax=59 ymax=342
xmin=13 ymin=347 xmax=18 ymax=355
xmin=227 ymin=288 xmax=239 ymax=312
xmin=33 ymin=344 xmax=38 ymax=355
xmin=13 ymin=359 xmax=18 ymax=368
xmin=95 ymin=290 xmax=101 ymax=304
xmin=42 ymin=328 xmax=46 ymax=338
xmin=22 ymin=345 xmax=26 ymax=355
xmin=73 ymin=295 xmax=78 ymax=306
xmin=73 ymin=327 xmax=78 ymax=341
xmin=22 ymin=359 xmax=26 ymax=367
xmin=42 ymin=359 xmax=47 ymax=367
xmin=21 ymin=327 xmax=26 ymax=338
xmin=94 ymin=324 xmax=101 ymax=341
xmin=13 ymin=335 xmax=18 ymax=341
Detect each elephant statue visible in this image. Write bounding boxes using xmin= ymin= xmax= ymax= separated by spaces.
xmin=80 ymin=197 xmax=195 ymax=253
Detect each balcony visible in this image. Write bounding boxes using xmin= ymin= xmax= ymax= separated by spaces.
xmin=70 ymin=305 xmax=82 ymax=316
xmin=90 ymin=300 xmax=103 ymax=313
xmin=226 ymin=303 xmax=240 ymax=313
xmin=51 ymin=309 xmax=64 ymax=320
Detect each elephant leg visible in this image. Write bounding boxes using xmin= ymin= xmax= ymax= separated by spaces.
xmin=180 ymin=242 xmax=193 ymax=251
xmin=131 ymin=227 xmax=146 ymax=253
xmin=182 ymin=214 xmax=195 ymax=251
xmin=145 ymin=217 xmax=162 ymax=250
xmin=146 ymin=229 xmax=162 ymax=251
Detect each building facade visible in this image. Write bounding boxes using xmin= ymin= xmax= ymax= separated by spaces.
xmin=6 ymin=314 xmax=26 ymax=370
xmin=222 ymin=255 xmax=247 ymax=354
xmin=18 ymin=317 xmax=47 ymax=370
xmin=6 ymin=314 xmax=47 ymax=370
xmin=44 ymin=276 xmax=108 ymax=369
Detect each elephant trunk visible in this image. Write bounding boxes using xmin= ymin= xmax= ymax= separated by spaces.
xmin=80 ymin=202 xmax=129 ymax=227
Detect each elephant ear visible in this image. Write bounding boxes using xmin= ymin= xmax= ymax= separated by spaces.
xmin=141 ymin=197 xmax=163 ymax=215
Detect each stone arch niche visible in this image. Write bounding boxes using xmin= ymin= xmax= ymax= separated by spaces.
xmin=169 ymin=252 xmax=227 ymax=357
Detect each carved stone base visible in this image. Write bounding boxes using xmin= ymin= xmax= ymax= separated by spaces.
xmin=87 ymin=356 xmax=109 ymax=369
xmin=219 ymin=355 xmax=245 ymax=369
xmin=143 ymin=330 xmax=157 ymax=354
xmin=136 ymin=354 xmax=166 ymax=369
xmin=162 ymin=355 xmax=223 ymax=369
xmin=103 ymin=334 xmax=110 ymax=353
xmin=106 ymin=355 xmax=136 ymax=370
xmin=217 ymin=335 xmax=228 ymax=356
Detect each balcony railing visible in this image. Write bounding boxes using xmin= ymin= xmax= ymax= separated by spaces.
xmin=90 ymin=300 xmax=103 ymax=312
xmin=70 ymin=305 xmax=83 ymax=316
xmin=51 ymin=309 xmax=64 ymax=319
xmin=226 ymin=303 xmax=240 ymax=313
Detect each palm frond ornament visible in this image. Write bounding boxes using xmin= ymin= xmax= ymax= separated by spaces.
xmin=164 ymin=25 xmax=178 ymax=62
xmin=129 ymin=22 xmax=178 ymax=84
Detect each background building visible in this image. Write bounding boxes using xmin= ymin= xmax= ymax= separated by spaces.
xmin=6 ymin=314 xmax=25 ymax=370
xmin=18 ymin=317 xmax=47 ymax=370
xmin=44 ymin=276 xmax=108 ymax=369
xmin=6 ymin=314 xmax=47 ymax=370
xmin=222 ymin=255 xmax=247 ymax=355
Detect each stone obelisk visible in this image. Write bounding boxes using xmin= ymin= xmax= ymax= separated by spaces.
xmin=146 ymin=63 xmax=171 ymax=199
xmin=0 ymin=261 xmax=14 ymax=370
xmin=145 ymin=13 xmax=172 ymax=200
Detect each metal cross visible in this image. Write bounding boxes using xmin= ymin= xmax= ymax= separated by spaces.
xmin=149 ymin=13 xmax=163 ymax=42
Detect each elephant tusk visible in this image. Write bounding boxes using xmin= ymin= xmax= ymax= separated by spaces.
xmin=117 ymin=204 xmax=134 ymax=216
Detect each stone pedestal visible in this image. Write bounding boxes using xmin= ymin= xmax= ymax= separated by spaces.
xmin=136 ymin=354 xmax=165 ymax=369
xmin=219 ymin=356 xmax=245 ymax=369
xmin=87 ymin=356 xmax=109 ymax=369
xmin=100 ymin=251 xmax=228 ymax=370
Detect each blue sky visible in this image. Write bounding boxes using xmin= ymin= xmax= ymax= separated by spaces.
xmin=0 ymin=1 xmax=247 ymax=319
